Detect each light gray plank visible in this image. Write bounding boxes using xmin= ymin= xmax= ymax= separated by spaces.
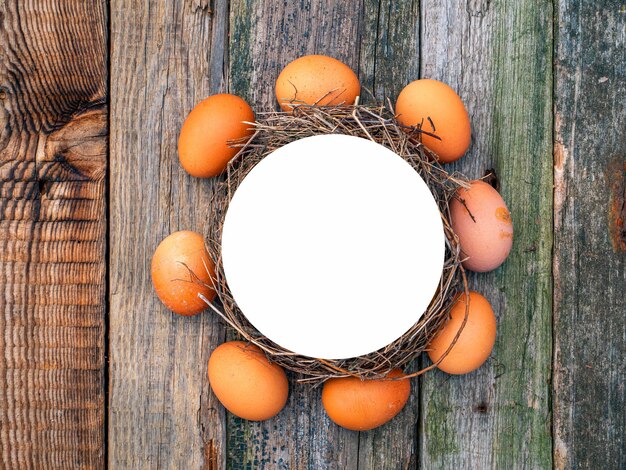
xmin=109 ymin=1 xmax=229 ymax=467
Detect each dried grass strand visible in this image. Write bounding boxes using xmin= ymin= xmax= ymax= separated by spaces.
xmin=204 ymin=103 xmax=470 ymax=382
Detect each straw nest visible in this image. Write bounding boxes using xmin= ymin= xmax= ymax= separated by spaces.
xmin=204 ymin=102 xmax=470 ymax=383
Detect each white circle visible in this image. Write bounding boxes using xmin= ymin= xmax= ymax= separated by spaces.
xmin=221 ymin=134 xmax=445 ymax=359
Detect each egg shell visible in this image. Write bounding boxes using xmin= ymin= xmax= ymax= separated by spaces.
xmin=395 ymin=79 xmax=471 ymax=163
xmin=450 ymin=180 xmax=514 ymax=272
xmin=427 ymin=291 xmax=496 ymax=375
xmin=321 ymin=369 xmax=410 ymax=431
xmin=178 ymin=94 xmax=255 ymax=178
xmin=208 ymin=341 xmax=289 ymax=421
xmin=275 ymin=55 xmax=360 ymax=111
xmin=151 ymin=230 xmax=216 ymax=316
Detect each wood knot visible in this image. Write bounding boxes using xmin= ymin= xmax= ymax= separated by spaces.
xmin=483 ymin=168 xmax=499 ymax=190
xmin=473 ymin=402 xmax=489 ymax=413
xmin=43 ymin=106 xmax=107 ymax=180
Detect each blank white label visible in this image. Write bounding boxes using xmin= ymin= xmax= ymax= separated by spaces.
xmin=221 ymin=134 xmax=445 ymax=359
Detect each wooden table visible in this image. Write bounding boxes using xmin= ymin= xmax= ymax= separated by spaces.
xmin=0 ymin=1 xmax=624 ymax=468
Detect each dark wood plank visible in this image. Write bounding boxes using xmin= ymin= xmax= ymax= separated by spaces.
xmin=553 ymin=2 xmax=626 ymax=469
xmin=228 ymin=1 xmax=365 ymax=468
xmin=420 ymin=1 xmax=554 ymax=468
xmin=0 ymin=1 xmax=107 ymax=468
xmin=356 ymin=1 xmax=421 ymax=469
xmin=359 ymin=0 xmax=420 ymax=106
xmin=230 ymin=0 xmax=363 ymax=109
xmin=228 ymin=2 xmax=425 ymax=468
xmin=109 ymin=1 xmax=229 ymax=467
xmin=228 ymin=0 xmax=361 ymax=470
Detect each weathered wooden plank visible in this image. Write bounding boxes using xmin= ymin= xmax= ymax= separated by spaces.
xmin=0 ymin=1 xmax=108 ymax=468
xmin=356 ymin=1 xmax=421 ymax=469
xmin=420 ymin=1 xmax=553 ymax=468
xmin=228 ymin=1 xmax=365 ymax=468
xmin=553 ymin=2 xmax=626 ymax=469
xmin=109 ymin=0 xmax=229 ymax=468
xmin=230 ymin=0 xmax=362 ymax=110
xmin=359 ymin=0 xmax=420 ymax=106
xmin=228 ymin=2 xmax=426 ymax=468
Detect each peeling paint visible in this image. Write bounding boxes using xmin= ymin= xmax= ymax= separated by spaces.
xmin=607 ymin=158 xmax=626 ymax=252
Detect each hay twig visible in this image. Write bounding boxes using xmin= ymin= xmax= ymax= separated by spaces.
xmin=204 ymin=103 xmax=470 ymax=382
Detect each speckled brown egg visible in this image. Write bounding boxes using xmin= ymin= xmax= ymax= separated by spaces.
xmin=275 ymin=55 xmax=360 ymax=111
xmin=151 ymin=230 xmax=216 ymax=316
xmin=427 ymin=291 xmax=496 ymax=375
xmin=450 ymin=180 xmax=514 ymax=272
xmin=208 ymin=341 xmax=289 ymax=421
xmin=395 ymin=79 xmax=471 ymax=163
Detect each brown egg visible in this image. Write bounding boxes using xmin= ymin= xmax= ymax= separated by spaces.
xmin=395 ymin=79 xmax=471 ymax=163
xmin=322 ymin=369 xmax=410 ymax=431
xmin=427 ymin=291 xmax=496 ymax=375
xmin=151 ymin=230 xmax=216 ymax=316
xmin=208 ymin=341 xmax=289 ymax=421
xmin=275 ymin=55 xmax=360 ymax=111
xmin=178 ymin=94 xmax=255 ymax=178
xmin=450 ymin=180 xmax=514 ymax=272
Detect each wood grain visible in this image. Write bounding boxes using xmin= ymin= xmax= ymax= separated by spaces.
xmin=228 ymin=2 xmax=362 ymax=468
xmin=227 ymin=1 xmax=425 ymax=468
xmin=420 ymin=1 xmax=554 ymax=468
xmin=0 ymin=1 xmax=618 ymax=468
xmin=0 ymin=1 xmax=107 ymax=468
xmin=358 ymin=0 xmax=420 ymax=106
xmin=553 ymin=2 xmax=626 ymax=469
xmin=109 ymin=0 xmax=229 ymax=468
xmin=356 ymin=2 xmax=421 ymax=469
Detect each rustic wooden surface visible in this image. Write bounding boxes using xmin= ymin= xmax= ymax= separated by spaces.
xmin=0 ymin=0 xmax=624 ymax=469
xmin=228 ymin=3 xmax=361 ymax=469
xmin=420 ymin=1 xmax=554 ymax=468
xmin=553 ymin=1 xmax=626 ymax=469
xmin=0 ymin=1 xmax=107 ymax=468
xmin=108 ymin=0 xmax=228 ymax=468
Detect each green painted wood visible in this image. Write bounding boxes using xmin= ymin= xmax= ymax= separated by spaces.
xmin=109 ymin=1 xmax=229 ymax=467
xmin=419 ymin=1 xmax=554 ymax=468
xmin=553 ymin=2 xmax=626 ymax=469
